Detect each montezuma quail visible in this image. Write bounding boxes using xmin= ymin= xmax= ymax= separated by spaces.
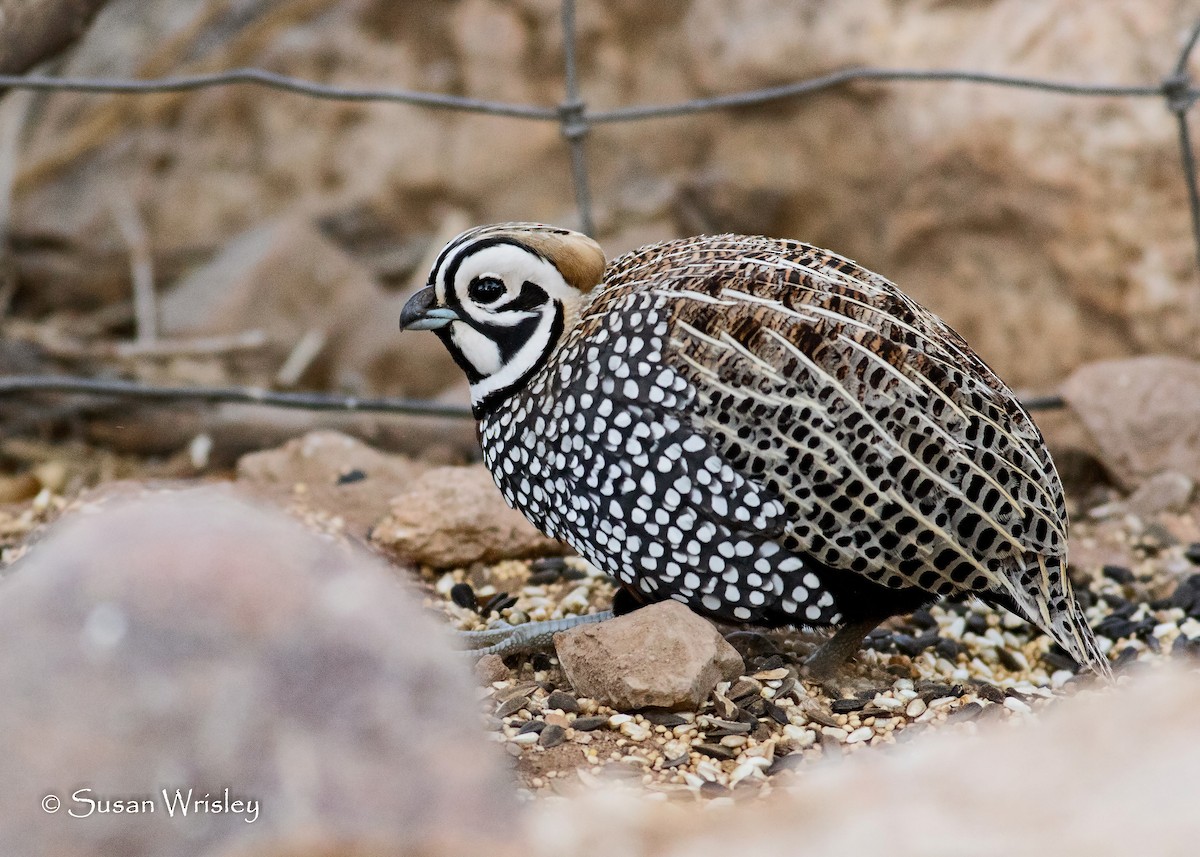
xmin=400 ymin=223 xmax=1110 ymax=678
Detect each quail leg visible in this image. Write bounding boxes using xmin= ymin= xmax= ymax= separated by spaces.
xmin=801 ymin=617 xmax=881 ymax=681
xmin=456 ymin=610 xmax=614 ymax=657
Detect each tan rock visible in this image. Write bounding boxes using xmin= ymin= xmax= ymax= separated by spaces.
xmin=1061 ymin=356 xmax=1200 ymax=491
xmin=371 ymin=463 xmax=564 ymax=567
xmin=474 ymin=653 xmax=511 ymax=684
xmin=0 ymin=486 xmax=516 ymax=857
xmin=236 ymin=430 xmax=428 ymax=538
xmin=554 ymin=601 xmax=745 ymax=711
xmin=1089 ymin=471 xmax=1195 ymax=520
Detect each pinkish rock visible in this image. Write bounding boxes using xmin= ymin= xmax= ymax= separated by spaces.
xmin=1061 ymin=356 xmax=1200 ymax=491
xmin=0 ymin=487 xmax=516 ymax=857
xmin=371 ymin=463 xmax=564 ymax=568
xmin=236 ymin=429 xmax=427 ymax=538
xmin=554 ymin=601 xmax=745 ymax=711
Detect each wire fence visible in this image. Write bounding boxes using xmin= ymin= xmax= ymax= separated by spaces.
xmin=2 ymin=0 xmax=1199 ymax=422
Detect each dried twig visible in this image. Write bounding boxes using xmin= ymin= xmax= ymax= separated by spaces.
xmin=275 ymin=328 xmax=327 ymax=388
xmin=109 ymin=194 xmax=157 ymax=343
xmin=0 ymin=87 xmax=35 ymax=322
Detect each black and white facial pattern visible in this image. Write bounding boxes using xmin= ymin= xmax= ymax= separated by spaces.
xmin=427 ymin=236 xmax=581 ymax=414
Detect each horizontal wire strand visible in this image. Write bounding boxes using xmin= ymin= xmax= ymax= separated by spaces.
xmin=1 ymin=10 xmax=1197 ymax=421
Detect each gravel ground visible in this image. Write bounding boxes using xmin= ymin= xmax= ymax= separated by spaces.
xmin=5 ymin=477 xmax=1199 ymax=803
xmin=428 ymin=507 xmax=1200 ymax=801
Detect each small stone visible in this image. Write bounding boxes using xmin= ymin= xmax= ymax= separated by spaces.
xmin=474 ymin=654 xmax=510 ymax=684
xmin=1186 ymin=543 xmax=1200 ymax=565
xmin=730 ymin=760 xmax=768 ymax=785
xmin=1103 ymin=564 xmax=1136 ymax=585
xmin=909 ymin=608 xmax=937 ymax=630
xmin=782 ymin=724 xmax=816 ymax=749
xmin=516 ymin=719 xmax=547 ymax=735
xmin=371 ymin=464 xmax=564 ymax=568
xmin=934 ymin=638 xmax=964 ymax=660
xmin=845 ymin=726 xmax=873 ymax=744
xmin=642 ymin=710 xmax=689 ymax=727
xmin=752 ymin=667 xmax=790 ymax=680
xmin=1061 ymin=357 xmax=1200 ymax=492
xmin=529 ymin=557 xmax=567 ymax=584
xmin=820 ymin=726 xmax=849 ymax=742
xmin=905 ymin=698 xmax=927 ymax=718
xmin=554 ymin=601 xmax=744 ymax=710
xmin=965 ymin=613 xmax=989 ymax=635
xmin=539 ymin=724 xmax=567 ymax=748
xmin=511 ymin=731 xmax=540 ymax=745
xmin=890 ymin=633 xmax=922 ymax=656
xmin=571 ymin=715 xmax=608 ymax=731
xmin=1004 ymin=697 xmax=1033 ymax=715
xmin=695 ymin=743 xmax=737 ymax=761
xmin=546 ymin=690 xmax=580 ymax=713
xmin=619 ymin=721 xmax=652 ymax=741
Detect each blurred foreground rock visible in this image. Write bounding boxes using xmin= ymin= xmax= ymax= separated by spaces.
xmin=554 ymin=601 xmax=745 ymax=711
xmin=529 ymin=665 xmax=1200 ymax=856
xmin=0 ymin=487 xmax=516 ymax=857
xmin=236 ymin=430 xmax=428 ymax=538
xmin=1061 ymin=356 xmax=1200 ymax=491
xmin=371 ymin=463 xmax=564 ymax=568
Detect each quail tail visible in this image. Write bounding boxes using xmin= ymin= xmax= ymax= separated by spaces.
xmin=1017 ymin=556 xmax=1112 ymax=680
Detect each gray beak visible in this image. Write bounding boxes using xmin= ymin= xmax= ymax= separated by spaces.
xmin=400 ymin=285 xmax=460 ymax=331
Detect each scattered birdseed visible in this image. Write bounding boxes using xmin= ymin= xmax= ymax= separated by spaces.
xmin=450 ymin=582 xmax=477 ymax=611
xmin=404 ymin=500 xmax=1200 ymax=799
xmin=545 ymin=690 xmax=580 ymax=713
xmin=571 ymin=716 xmax=608 ymax=732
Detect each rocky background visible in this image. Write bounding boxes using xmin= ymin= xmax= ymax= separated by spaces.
xmin=3 ymin=2 xmax=1200 ymax=855
xmin=5 ymin=0 xmax=1200 ymax=396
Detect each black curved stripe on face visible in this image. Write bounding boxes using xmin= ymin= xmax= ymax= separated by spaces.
xmin=434 ymin=280 xmax=554 ymax=387
xmin=439 ymin=236 xmax=550 ymax=306
xmin=499 ymin=280 xmax=552 ymax=313
xmin=473 ymin=304 xmax=565 ymax=419
xmin=427 ymin=225 xmax=492 ymax=287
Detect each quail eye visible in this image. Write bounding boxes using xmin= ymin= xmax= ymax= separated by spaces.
xmin=468 ymin=276 xmax=506 ymax=304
